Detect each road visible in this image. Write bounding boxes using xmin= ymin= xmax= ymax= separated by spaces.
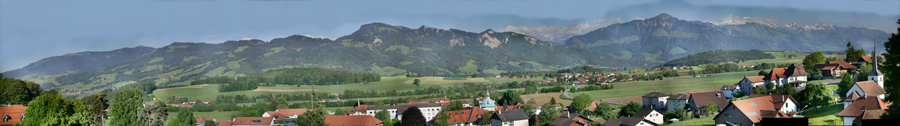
xmin=563 ymin=85 xmax=584 ymax=98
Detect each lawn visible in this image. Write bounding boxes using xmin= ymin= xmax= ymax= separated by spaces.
xmin=571 ymin=71 xmax=759 ymax=100
xmin=154 ymin=76 xmax=545 ymax=101
xmin=801 ymin=103 xmax=844 ymax=125
xmin=664 ymin=117 xmax=714 ymax=126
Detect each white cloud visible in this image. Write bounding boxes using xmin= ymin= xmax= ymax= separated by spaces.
xmin=499 ymin=18 xmax=625 ymax=43
xmin=240 ymin=37 xmax=254 ymax=40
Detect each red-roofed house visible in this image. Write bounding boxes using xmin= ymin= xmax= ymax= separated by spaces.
xmin=813 ymin=61 xmax=856 ymax=79
xmin=762 ymin=64 xmax=808 ymax=88
xmin=232 ymin=117 xmax=274 ymax=126
xmin=197 ymin=118 xmax=233 ymax=126
xmin=427 ymin=107 xmax=487 ymax=125
xmin=324 ymin=115 xmax=383 ymax=126
xmin=846 ymin=81 xmax=887 ymax=99
xmin=837 ymin=96 xmax=890 ymax=126
xmin=738 ymin=75 xmax=767 ymax=94
xmin=0 ymin=105 xmax=27 ymax=126
xmin=262 ymin=109 xmax=307 ymax=119
xmin=713 ymin=94 xmax=800 ymax=126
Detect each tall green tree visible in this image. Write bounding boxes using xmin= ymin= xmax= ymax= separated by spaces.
xmin=537 ymin=104 xmax=558 ymax=126
xmin=847 ymin=42 xmax=859 ymax=62
xmin=90 ymin=93 xmax=109 ymax=126
xmin=837 ymin=73 xmax=855 ymax=99
xmin=619 ymin=101 xmax=641 ymax=117
xmin=295 ymin=92 xmax=328 ymax=126
xmin=169 ymin=118 xmax=185 ymax=126
xmin=21 ymin=89 xmax=92 ymax=126
xmin=480 ymin=111 xmax=495 ymax=125
xmin=881 ymin=19 xmax=900 ymax=119
xmin=401 ymin=106 xmax=426 ymax=126
xmin=703 ymin=102 xmax=720 ymax=116
xmin=374 ymin=108 xmax=391 ymax=122
xmin=204 ymin=121 xmax=216 ymax=126
xmin=803 ymin=52 xmax=826 ymax=70
xmin=433 ymin=109 xmax=451 ymax=126
xmin=499 ymin=90 xmax=524 ymax=105
xmin=141 ymin=100 xmax=169 ymax=126
xmin=593 ymin=102 xmax=617 ymax=120
xmin=570 ymin=93 xmax=592 ymax=111
xmin=110 ymin=89 xmax=145 ymax=126
xmin=413 ymin=79 xmax=421 ymax=86
xmin=176 ymin=108 xmax=195 ymax=125
xmin=0 ymin=76 xmax=43 ymax=105
xmin=798 ymin=83 xmax=832 ymax=112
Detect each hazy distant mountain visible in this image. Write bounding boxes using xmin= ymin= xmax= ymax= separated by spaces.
xmin=3 ymin=23 xmax=634 ymax=91
xmin=563 ymin=13 xmax=891 ymax=65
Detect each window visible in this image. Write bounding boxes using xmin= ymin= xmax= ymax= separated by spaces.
xmin=747 ymin=112 xmax=758 ymax=116
xmin=251 ymin=120 xmax=261 ymax=123
xmin=749 ymin=102 xmax=758 ymax=106
xmin=861 ymin=106 xmax=866 ymax=110
xmin=3 ymin=115 xmax=8 ymax=122
xmin=726 ymin=114 xmax=733 ymax=117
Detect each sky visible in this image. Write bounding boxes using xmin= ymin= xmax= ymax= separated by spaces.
xmin=1 ymin=0 xmax=899 ymax=72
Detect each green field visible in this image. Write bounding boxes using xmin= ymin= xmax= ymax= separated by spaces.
xmin=801 ymin=103 xmax=844 ymax=125
xmin=153 ymin=76 xmax=544 ymax=101
xmin=664 ymin=117 xmax=714 ymax=126
xmin=571 ymin=71 xmax=759 ymax=100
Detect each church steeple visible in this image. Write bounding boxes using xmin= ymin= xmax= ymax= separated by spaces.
xmin=869 ymin=41 xmax=884 ymax=88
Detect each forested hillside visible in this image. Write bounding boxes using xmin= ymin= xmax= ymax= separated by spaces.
xmin=3 ymin=23 xmax=630 ymax=96
xmin=564 ymin=13 xmax=890 ymax=65
xmin=662 ymin=49 xmax=774 ymax=66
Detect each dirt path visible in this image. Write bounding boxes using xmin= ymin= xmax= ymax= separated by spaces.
xmin=599 ymin=87 xmax=721 ymax=104
xmin=252 ymin=88 xmax=318 ymax=92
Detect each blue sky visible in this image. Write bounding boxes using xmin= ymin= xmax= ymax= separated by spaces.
xmin=1 ymin=0 xmax=899 ymax=72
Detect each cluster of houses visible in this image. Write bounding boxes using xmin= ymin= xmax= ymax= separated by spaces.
xmin=164 ymin=96 xmax=214 ymax=108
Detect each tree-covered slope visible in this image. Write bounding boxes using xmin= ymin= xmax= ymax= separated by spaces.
xmin=662 ymin=49 xmax=775 ymax=66
xmin=2 ymin=23 xmax=632 ymax=94
xmin=564 ymin=13 xmax=891 ymax=66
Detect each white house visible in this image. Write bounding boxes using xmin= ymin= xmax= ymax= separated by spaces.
xmin=641 ymin=92 xmax=669 ymax=110
xmin=666 ymin=94 xmax=689 ymax=113
xmin=261 ymin=109 xmax=306 ymax=120
xmin=845 ymin=81 xmax=887 ymax=100
xmin=720 ymin=84 xmax=741 ymax=98
xmin=713 ymin=94 xmax=800 ymax=126
xmin=738 ymin=75 xmax=766 ymax=94
xmin=491 ymin=110 xmax=529 ymax=126
xmin=349 ymin=103 xmax=443 ymax=121
xmin=837 ymin=96 xmax=890 ymax=126
xmin=603 ymin=108 xmax=662 ymax=126
xmin=761 ymin=64 xmax=808 ymax=88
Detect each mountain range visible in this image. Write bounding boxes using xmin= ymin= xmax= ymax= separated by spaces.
xmin=562 ymin=13 xmax=891 ymax=65
xmin=3 ymin=23 xmax=632 ymax=92
xmin=2 ymin=13 xmax=892 ymax=93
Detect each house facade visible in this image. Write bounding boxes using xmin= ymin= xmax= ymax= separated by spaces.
xmin=720 ymin=84 xmax=741 ymax=98
xmin=641 ymin=92 xmax=669 ymax=110
xmin=836 ymin=96 xmax=890 ymax=126
xmin=738 ymin=75 xmax=766 ymax=94
xmin=666 ymin=94 xmax=689 ymax=113
xmin=762 ymin=64 xmax=808 ymax=89
xmin=601 ymin=109 xmax=662 ymax=126
xmin=324 ymin=115 xmax=384 ymax=126
xmin=490 ymin=110 xmax=529 ymax=126
xmin=231 ymin=117 xmax=274 ymax=126
xmin=713 ymin=94 xmax=800 ymax=126
xmin=261 ymin=108 xmax=306 ymax=120
xmin=688 ymin=91 xmax=728 ymax=116
xmin=813 ymin=61 xmax=856 ymax=79
xmin=350 ymin=103 xmax=443 ymax=121
xmin=845 ymin=81 xmax=887 ymax=99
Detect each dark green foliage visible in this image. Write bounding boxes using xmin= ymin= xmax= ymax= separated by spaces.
xmin=0 ymin=74 xmax=43 ymax=105
xmin=110 ymin=89 xmax=144 ymax=126
xmin=481 ymin=111 xmax=495 ymax=125
xmin=663 ymin=49 xmax=774 ymax=66
xmin=192 ymin=67 xmax=382 ymax=92
xmin=90 ymin=93 xmax=109 ymax=126
xmin=434 ymin=109 xmax=451 ymax=126
xmin=619 ymin=101 xmax=641 ymax=117
xmin=21 ymin=89 xmax=93 ymax=126
xmin=564 ymin=14 xmax=890 ymax=68
xmin=169 ymin=118 xmax=186 ymax=126
xmin=498 ymin=90 xmax=524 ymax=106
xmin=571 ymin=93 xmax=592 ymax=112
xmin=803 ymin=52 xmax=826 ymax=70
xmin=401 ymin=106 xmax=426 ymax=126
xmin=375 ymin=108 xmax=391 ymax=121
xmin=881 ymin=19 xmax=900 ymax=119
xmin=413 ymin=79 xmax=420 ymax=86
xmin=797 ymin=83 xmax=832 ymax=112
xmin=766 ymin=82 xmax=775 ymax=90
xmin=204 ymin=121 xmax=216 ymax=126
xmin=296 ymin=93 xmax=329 ymax=126
xmin=846 ymin=42 xmax=860 ymax=62
xmin=837 ymin=73 xmax=855 ymax=99
xmin=703 ymin=102 xmax=720 ymax=116
xmin=141 ymin=100 xmax=168 ymax=126
xmin=537 ymin=104 xmax=557 ymax=126
xmin=447 ymin=101 xmax=465 ymax=111
xmin=592 ymin=102 xmax=617 ymax=120
xmin=176 ymin=108 xmax=195 ymax=126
